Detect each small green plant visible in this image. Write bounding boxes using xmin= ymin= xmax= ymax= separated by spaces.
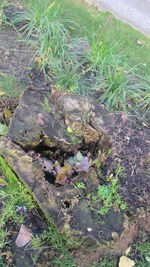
xmin=91 ymin=162 xmax=126 ymax=216
xmin=43 ymin=97 xmax=51 ymax=112
xmin=130 ymin=241 xmax=150 ymax=267
xmin=76 ymin=182 xmax=86 ymax=190
xmin=97 ymin=177 xmax=127 ymax=215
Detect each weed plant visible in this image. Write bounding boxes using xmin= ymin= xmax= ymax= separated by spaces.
xmin=97 ymin=176 xmax=127 ymax=215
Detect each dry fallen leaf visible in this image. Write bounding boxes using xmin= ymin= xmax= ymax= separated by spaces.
xmin=137 ymin=40 xmax=142 ymax=45
xmin=35 ymin=56 xmax=43 ymax=65
xmin=67 ymin=126 xmax=73 ymax=133
xmin=55 ymin=173 xmax=67 ymax=185
xmin=0 ymin=90 xmax=5 ymax=96
xmin=56 ymin=163 xmax=72 ymax=185
xmin=119 ymin=256 xmax=135 ymax=267
xmin=15 ymin=224 xmax=33 ymax=247
xmin=121 ymin=112 xmax=127 ymax=124
xmin=0 ymin=177 xmax=8 ymax=187
xmin=142 ymin=122 xmax=147 ymax=127
xmin=125 ymin=246 xmax=131 ymax=256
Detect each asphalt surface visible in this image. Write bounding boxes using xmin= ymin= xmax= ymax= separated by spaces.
xmin=86 ymin=0 xmax=150 ymax=37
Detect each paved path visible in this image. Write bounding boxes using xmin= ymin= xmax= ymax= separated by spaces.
xmin=86 ymin=0 xmax=150 ymax=37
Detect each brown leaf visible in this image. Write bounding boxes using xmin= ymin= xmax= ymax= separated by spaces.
xmin=121 ymin=112 xmax=127 ymax=124
xmin=55 ymin=173 xmax=67 ymax=185
xmin=15 ymin=224 xmax=33 ymax=247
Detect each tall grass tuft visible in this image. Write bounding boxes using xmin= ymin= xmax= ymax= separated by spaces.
xmin=4 ymin=0 xmax=149 ymax=118
xmin=138 ymin=74 xmax=150 ymax=118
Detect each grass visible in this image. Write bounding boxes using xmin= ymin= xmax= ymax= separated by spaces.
xmin=58 ymin=0 xmax=150 ymax=74
xmin=0 ymin=157 xmax=35 ymax=251
xmin=137 ymin=74 xmax=150 ymax=119
xmin=0 ymin=73 xmax=23 ymax=97
xmin=1 ymin=0 xmax=149 ymax=117
xmin=31 ymin=224 xmax=76 ymax=267
xmin=129 ymin=239 xmax=150 ymax=267
xmin=0 ymin=156 xmax=34 ymax=265
xmin=0 ymin=2 xmax=150 ymax=265
xmin=95 ymin=256 xmax=117 ymax=267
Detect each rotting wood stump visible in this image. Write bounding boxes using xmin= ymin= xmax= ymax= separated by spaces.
xmin=0 ymin=87 xmax=142 ymax=261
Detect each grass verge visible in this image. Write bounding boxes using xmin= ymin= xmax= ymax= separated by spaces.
xmin=1 ymin=0 xmax=149 ymax=117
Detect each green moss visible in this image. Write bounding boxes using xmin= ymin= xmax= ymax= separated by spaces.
xmin=67 ymin=128 xmax=81 ymax=145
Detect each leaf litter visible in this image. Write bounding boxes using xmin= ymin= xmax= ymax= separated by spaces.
xmin=15 ymin=224 xmax=33 ymax=248
xmin=35 ymin=150 xmax=91 ymax=185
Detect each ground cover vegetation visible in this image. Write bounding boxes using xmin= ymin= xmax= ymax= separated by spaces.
xmin=1 ymin=0 xmax=150 ymax=118
xmin=0 ymin=0 xmax=150 ymax=266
